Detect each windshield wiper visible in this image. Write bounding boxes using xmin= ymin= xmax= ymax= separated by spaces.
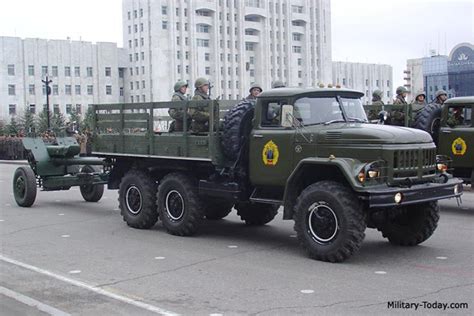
xmin=324 ymin=119 xmax=346 ymax=125
xmin=347 ymin=117 xmax=367 ymax=123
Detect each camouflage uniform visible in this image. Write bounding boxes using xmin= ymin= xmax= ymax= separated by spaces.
xmin=169 ymin=81 xmax=189 ymax=132
xmin=447 ymin=107 xmax=464 ymax=127
xmin=409 ymin=90 xmax=427 ymax=126
xmin=368 ymin=90 xmax=384 ymax=120
xmin=432 ymin=89 xmax=448 ymax=107
xmin=190 ymin=78 xmax=212 ymax=132
xmin=391 ymin=86 xmax=408 ymax=126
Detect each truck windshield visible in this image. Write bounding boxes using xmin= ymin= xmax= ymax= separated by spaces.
xmin=294 ymin=97 xmax=343 ymax=125
xmin=340 ymin=97 xmax=368 ymax=122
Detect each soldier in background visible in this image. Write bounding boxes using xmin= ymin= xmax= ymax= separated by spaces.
xmin=447 ymin=107 xmax=464 ymax=127
xmin=390 ymin=86 xmax=409 ymax=126
xmin=271 ymin=80 xmax=286 ymax=89
xmin=190 ymin=77 xmax=211 ymax=132
xmin=368 ymin=89 xmax=384 ymax=121
xmin=245 ymin=83 xmax=262 ymax=101
xmin=432 ymin=90 xmax=448 ymax=106
xmin=409 ymin=90 xmax=427 ymax=126
xmin=169 ymin=80 xmax=189 ymax=132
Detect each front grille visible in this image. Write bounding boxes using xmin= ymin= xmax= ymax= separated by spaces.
xmin=393 ymin=148 xmax=436 ymax=179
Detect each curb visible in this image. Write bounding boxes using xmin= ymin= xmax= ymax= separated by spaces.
xmin=0 ymin=160 xmax=28 ymax=165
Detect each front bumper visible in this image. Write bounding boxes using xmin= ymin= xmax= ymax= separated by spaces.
xmin=363 ymin=178 xmax=463 ymax=208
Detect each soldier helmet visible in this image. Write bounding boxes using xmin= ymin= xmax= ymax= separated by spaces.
xmin=194 ymin=77 xmax=209 ymax=89
xmin=414 ymin=90 xmax=426 ymax=99
xmin=372 ymin=89 xmax=383 ymax=98
xmin=396 ymin=86 xmax=408 ymax=95
xmin=435 ymin=89 xmax=447 ymax=98
xmin=249 ymin=83 xmax=262 ymax=93
xmin=174 ymin=80 xmax=188 ymax=92
xmin=272 ymin=80 xmax=286 ymax=88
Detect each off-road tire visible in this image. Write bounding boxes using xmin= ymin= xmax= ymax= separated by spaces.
xmin=13 ymin=166 xmax=37 ymax=207
xmin=377 ymin=202 xmax=439 ymax=246
xmin=204 ymin=199 xmax=234 ymax=220
xmin=157 ymin=173 xmax=204 ymax=236
xmin=79 ymin=165 xmax=104 ymax=202
xmin=236 ymin=203 xmax=279 ymax=225
xmin=293 ymin=181 xmax=366 ymax=263
xmin=221 ymin=100 xmax=255 ymax=160
xmin=413 ymin=103 xmax=442 ymax=144
xmin=118 ymin=169 xmax=158 ymax=229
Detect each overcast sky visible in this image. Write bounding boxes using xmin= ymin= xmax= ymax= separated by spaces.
xmin=1 ymin=0 xmax=473 ymax=90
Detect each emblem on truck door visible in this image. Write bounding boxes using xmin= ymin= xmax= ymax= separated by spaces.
xmin=262 ymin=140 xmax=279 ymax=166
xmin=451 ymin=137 xmax=467 ymax=156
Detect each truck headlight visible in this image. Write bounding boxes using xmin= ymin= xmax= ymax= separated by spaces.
xmin=437 ymin=163 xmax=448 ymax=173
xmin=368 ymin=170 xmax=379 ymax=178
xmin=394 ymin=192 xmax=403 ymax=204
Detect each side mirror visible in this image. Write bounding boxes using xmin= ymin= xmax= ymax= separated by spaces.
xmin=281 ymin=104 xmax=294 ymax=128
xmin=378 ymin=110 xmax=389 ymax=125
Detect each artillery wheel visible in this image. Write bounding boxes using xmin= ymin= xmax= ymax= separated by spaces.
xmin=293 ymin=181 xmax=366 ymax=263
xmin=376 ymin=202 xmax=439 ymax=246
xmin=204 ymin=199 xmax=234 ymax=220
xmin=236 ymin=203 xmax=279 ymax=225
xmin=79 ymin=166 xmax=104 ymax=202
xmin=157 ymin=173 xmax=204 ymax=236
xmin=13 ymin=166 xmax=37 ymax=207
xmin=119 ymin=169 xmax=158 ymax=229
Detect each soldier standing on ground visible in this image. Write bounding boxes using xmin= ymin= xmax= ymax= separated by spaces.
xmin=391 ymin=86 xmax=409 ymax=126
xmin=190 ymin=77 xmax=211 ymax=132
xmin=169 ymin=80 xmax=189 ymax=132
xmin=368 ymin=89 xmax=384 ymax=121
xmin=245 ymin=83 xmax=262 ymax=101
xmin=271 ymin=81 xmax=286 ymax=89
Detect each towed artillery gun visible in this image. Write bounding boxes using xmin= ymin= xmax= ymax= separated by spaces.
xmin=13 ymin=88 xmax=464 ymax=262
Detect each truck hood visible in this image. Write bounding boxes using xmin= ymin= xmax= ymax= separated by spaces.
xmin=315 ymin=123 xmax=433 ymax=144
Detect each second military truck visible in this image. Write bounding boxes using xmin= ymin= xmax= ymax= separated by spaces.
xmin=86 ymin=87 xmax=463 ymax=262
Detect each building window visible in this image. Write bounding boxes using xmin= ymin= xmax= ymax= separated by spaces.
xmin=42 ymin=85 xmax=48 ymax=95
xmin=245 ymin=0 xmax=262 ymax=8
xmin=387 ymin=91 xmax=390 ymax=97
xmin=87 ymin=85 xmax=93 ymax=95
xmin=65 ymin=66 xmax=71 ymax=76
xmin=249 ymin=56 xmax=255 ymax=64
xmin=141 ymin=52 xmax=145 ymax=60
xmin=197 ymin=39 xmax=209 ymax=47
xmin=119 ymin=68 xmax=124 ymax=78
xmin=142 ymin=95 xmax=146 ymax=102
xmin=65 ymin=85 xmax=72 ymax=95
xmin=387 ymin=80 xmax=390 ymax=87
xmin=106 ymin=85 xmax=112 ymax=95
xmin=130 ymin=82 xmax=134 ymax=90
xmin=129 ymin=54 xmax=133 ymax=62
xmin=120 ymin=87 xmax=124 ymax=96
xmin=205 ymin=67 xmax=210 ymax=75
xmin=134 ymin=24 xmax=138 ymax=32
xmin=52 ymin=66 xmax=58 ymax=77
xmin=105 ymin=67 xmax=111 ymax=76
xmin=293 ymin=33 xmax=302 ymax=41
xmin=162 ymin=21 xmax=168 ymax=29
xmin=66 ymin=104 xmax=72 ymax=114
xmin=53 ymin=104 xmax=60 ymax=114
xmin=128 ymin=25 xmax=131 ymax=34
xmin=141 ymin=38 xmax=144 ymax=46
xmin=127 ymin=11 xmax=131 ymax=20
xmin=86 ymin=67 xmax=92 ymax=77
xmin=142 ymin=80 xmax=145 ymax=89
xmin=29 ymin=84 xmax=35 ymax=95
xmin=245 ymin=42 xmax=254 ymax=51
xmin=185 ymin=65 xmax=189 ymax=74
xmin=74 ymin=66 xmax=80 ymax=77
xmin=162 ymin=5 xmax=167 ymax=15
xmin=29 ymin=104 xmax=36 ymax=114
xmin=292 ymin=20 xmax=304 ymax=26
xmin=7 ymin=64 xmax=15 ymax=76
xmin=293 ymin=46 xmax=302 ymax=53
xmin=205 ymin=53 xmax=210 ymax=61
xmin=76 ymin=104 xmax=82 ymax=114
xmin=140 ymin=23 xmax=143 ymax=32
xmin=197 ymin=24 xmax=210 ymax=33
xmin=142 ymin=66 xmax=145 ymax=74
xmin=249 ymin=69 xmax=255 ymax=77
xmin=297 ymin=58 xmax=302 ymax=66
xmin=298 ymin=71 xmax=302 ymax=78
xmin=53 ymin=85 xmax=58 ymax=95
xmin=42 ymin=66 xmax=48 ymax=76
xmin=28 ymin=65 xmax=34 ymax=76
xmin=185 ymin=51 xmax=189 ymax=60
xmin=292 ymin=5 xmax=303 ymax=13
xmin=8 ymin=85 xmax=15 ymax=95
xmin=75 ymin=85 xmax=81 ymax=95
xmin=135 ymin=81 xmax=139 ymax=89
xmin=135 ymin=53 xmax=139 ymax=61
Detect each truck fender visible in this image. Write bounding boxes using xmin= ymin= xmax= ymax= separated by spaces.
xmin=282 ymin=158 xmax=363 ymax=220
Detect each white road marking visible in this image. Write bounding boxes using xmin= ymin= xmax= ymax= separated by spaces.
xmin=5 ymin=203 xmax=11 ymax=207
xmin=0 ymin=219 xmax=4 ymax=222
xmin=61 ymin=235 xmax=70 ymax=238
xmin=289 ymin=234 xmax=297 ymax=238
xmin=374 ymin=271 xmax=387 ymax=275
xmin=154 ymin=257 xmax=166 ymax=260
xmin=55 ymin=200 xmax=61 ymax=202
xmin=58 ymin=213 xmax=65 ymax=216
xmin=68 ymin=270 xmax=81 ymax=274
xmin=227 ymin=245 xmax=238 ymax=249
xmin=436 ymin=256 xmax=448 ymax=260
xmin=0 ymin=255 xmax=179 ymax=316
xmin=0 ymin=285 xmax=70 ymax=316
xmin=300 ymin=289 xmax=314 ymax=294
xmin=209 ymin=314 xmax=223 ymax=316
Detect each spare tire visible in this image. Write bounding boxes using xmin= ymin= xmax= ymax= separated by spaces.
xmin=413 ymin=103 xmax=442 ymax=145
xmin=221 ymin=100 xmax=255 ymax=160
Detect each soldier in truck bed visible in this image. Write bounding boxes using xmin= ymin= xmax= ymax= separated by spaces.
xmin=390 ymin=86 xmax=409 ymax=126
xmin=190 ymin=77 xmax=211 ymax=132
xmin=409 ymin=90 xmax=427 ymax=126
xmin=368 ymin=89 xmax=384 ymax=120
xmin=245 ymin=83 xmax=263 ymax=101
xmin=169 ymin=80 xmax=189 ymax=132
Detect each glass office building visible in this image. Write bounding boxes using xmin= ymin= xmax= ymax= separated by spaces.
xmin=448 ymin=43 xmax=474 ymax=97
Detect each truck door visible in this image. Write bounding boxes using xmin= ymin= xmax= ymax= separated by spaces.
xmin=438 ymin=104 xmax=473 ymax=174
xmin=249 ymin=99 xmax=295 ymax=186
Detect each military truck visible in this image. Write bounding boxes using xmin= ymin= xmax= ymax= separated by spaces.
xmin=364 ymin=97 xmax=473 ymax=183
xmin=13 ymin=88 xmax=463 ymax=263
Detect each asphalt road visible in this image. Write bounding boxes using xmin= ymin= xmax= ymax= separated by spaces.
xmin=1 ymin=162 xmax=473 ymax=315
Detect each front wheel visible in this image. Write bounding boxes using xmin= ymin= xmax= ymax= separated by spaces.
xmin=79 ymin=166 xmax=104 ymax=202
xmin=293 ymin=181 xmax=366 ymax=263
xmin=13 ymin=166 xmax=37 ymax=207
xmin=376 ymin=202 xmax=439 ymax=246
xmin=157 ymin=173 xmax=204 ymax=236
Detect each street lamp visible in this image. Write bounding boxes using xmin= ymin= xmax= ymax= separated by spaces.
xmin=42 ymin=75 xmax=52 ymax=131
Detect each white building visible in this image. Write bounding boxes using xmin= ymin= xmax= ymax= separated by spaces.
xmin=404 ymin=58 xmax=423 ymax=101
xmin=332 ymin=61 xmax=393 ymax=104
xmin=0 ymin=36 xmax=128 ymax=120
xmin=122 ymin=0 xmax=332 ymax=101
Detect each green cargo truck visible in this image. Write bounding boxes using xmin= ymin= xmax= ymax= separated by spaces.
xmin=13 ymin=88 xmax=463 ymax=262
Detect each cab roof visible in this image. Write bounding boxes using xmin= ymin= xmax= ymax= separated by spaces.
xmin=259 ymin=87 xmax=364 ymax=98
xmin=444 ymin=96 xmax=474 ymax=106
